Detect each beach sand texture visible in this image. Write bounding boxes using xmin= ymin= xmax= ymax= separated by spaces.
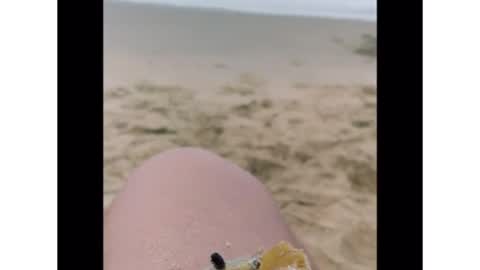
xmin=104 ymin=2 xmax=376 ymax=270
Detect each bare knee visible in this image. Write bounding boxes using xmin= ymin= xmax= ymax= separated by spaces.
xmin=104 ymin=147 xmax=300 ymax=270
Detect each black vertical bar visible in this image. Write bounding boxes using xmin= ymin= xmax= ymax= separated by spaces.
xmin=377 ymin=0 xmax=423 ymax=269
xmin=58 ymin=0 xmax=103 ymax=269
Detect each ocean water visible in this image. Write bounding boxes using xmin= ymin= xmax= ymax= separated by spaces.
xmin=117 ymin=0 xmax=376 ymax=21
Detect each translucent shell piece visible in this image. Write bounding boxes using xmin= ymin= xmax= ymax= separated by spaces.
xmin=258 ymin=241 xmax=311 ymax=270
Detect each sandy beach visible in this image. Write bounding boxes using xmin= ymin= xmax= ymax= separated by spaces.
xmin=104 ymin=1 xmax=376 ymax=270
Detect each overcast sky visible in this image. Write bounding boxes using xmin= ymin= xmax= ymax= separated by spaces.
xmin=122 ymin=0 xmax=376 ymax=20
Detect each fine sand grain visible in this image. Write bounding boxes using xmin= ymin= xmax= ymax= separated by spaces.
xmin=104 ymin=2 xmax=376 ymax=270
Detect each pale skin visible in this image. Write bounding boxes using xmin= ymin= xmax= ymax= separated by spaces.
xmin=104 ymin=148 xmax=317 ymax=270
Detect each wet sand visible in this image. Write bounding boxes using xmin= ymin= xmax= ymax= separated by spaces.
xmin=104 ymin=2 xmax=376 ymax=270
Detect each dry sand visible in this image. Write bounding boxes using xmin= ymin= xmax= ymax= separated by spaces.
xmin=104 ymin=2 xmax=376 ymax=270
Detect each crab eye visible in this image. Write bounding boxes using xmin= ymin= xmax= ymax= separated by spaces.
xmin=210 ymin=252 xmax=226 ymax=270
xmin=248 ymin=257 xmax=261 ymax=270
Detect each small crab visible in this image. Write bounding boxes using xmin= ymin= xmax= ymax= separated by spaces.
xmin=205 ymin=241 xmax=310 ymax=270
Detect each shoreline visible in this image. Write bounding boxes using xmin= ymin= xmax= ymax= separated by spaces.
xmin=109 ymin=0 xmax=376 ymax=22
xmin=104 ymin=1 xmax=376 ymax=89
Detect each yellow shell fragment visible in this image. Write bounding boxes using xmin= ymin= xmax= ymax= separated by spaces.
xmin=259 ymin=241 xmax=311 ymax=270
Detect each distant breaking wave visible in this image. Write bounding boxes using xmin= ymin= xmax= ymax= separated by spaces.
xmin=116 ymin=0 xmax=376 ymax=21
